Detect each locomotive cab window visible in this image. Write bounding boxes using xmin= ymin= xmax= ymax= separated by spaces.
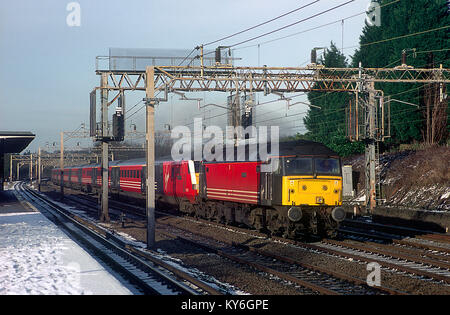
xmin=314 ymin=158 xmax=341 ymax=176
xmin=283 ymin=157 xmax=313 ymax=176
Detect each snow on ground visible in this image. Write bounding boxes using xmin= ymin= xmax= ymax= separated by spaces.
xmin=0 ymin=210 xmax=132 ymax=295
xmin=344 ymin=147 xmax=450 ymax=211
xmin=36 ymin=191 xmax=249 ymax=295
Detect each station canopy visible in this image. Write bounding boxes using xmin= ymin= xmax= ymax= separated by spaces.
xmin=0 ymin=131 xmax=35 ymax=154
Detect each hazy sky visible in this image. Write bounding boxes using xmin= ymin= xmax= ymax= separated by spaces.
xmin=0 ymin=0 xmax=371 ymax=152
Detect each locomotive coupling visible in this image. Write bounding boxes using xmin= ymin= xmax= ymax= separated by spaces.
xmin=331 ymin=207 xmax=346 ymax=222
xmin=287 ymin=206 xmax=303 ymax=222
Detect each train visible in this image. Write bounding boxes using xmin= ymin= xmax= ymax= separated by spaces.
xmin=51 ymin=140 xmax=346 ymax=238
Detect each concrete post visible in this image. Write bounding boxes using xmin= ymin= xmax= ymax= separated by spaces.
xmin=100 ymin=72 xmax=110 ymax=222
xmin=146 ymin=66 xmax=156 ymax=248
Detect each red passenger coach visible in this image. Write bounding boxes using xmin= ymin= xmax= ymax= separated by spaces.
xmin=203 ymin=161 xmax=261 ymax=205
xmin=163 ymin=160 xmax=198 ymax=203
xmin=116 ymin=162 xmax=144 ymax=194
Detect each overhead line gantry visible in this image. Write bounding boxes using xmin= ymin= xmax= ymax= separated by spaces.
xmin=93 ymin=62 xmax=449 ymax=248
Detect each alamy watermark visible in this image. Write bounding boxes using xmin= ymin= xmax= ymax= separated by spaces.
xmin=366 ymin=262 xmax=381 ymax=287
xmin=66 ymin=2 xmax=81 ymax=27
xmin=366 ymin=1 xmax=381 ymax=27
xmin=171 ymin=118 xmax=279 ymax=172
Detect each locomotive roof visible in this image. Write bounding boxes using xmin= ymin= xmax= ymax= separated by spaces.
xmin=277 ymin=140 xmax=339 ymax=157
xmin=201 ymin=139 xmax=339 ymax=160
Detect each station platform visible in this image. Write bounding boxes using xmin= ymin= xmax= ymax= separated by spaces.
xmin=0 ymin=187 xmax=133 ymax=295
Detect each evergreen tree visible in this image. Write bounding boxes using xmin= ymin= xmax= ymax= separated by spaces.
xmin=352 ymin=0 xmax=450 ymax=144
xmin=300 ymin=42 xmax=364 ymax=156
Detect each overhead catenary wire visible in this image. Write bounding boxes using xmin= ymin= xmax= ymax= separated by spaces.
xmin=200 ymin=0 xmax=356 ymax=59
xmin=177 ymin=48 xmax=197 ymax=67
xmin=174 ymin=54 xmax=449 ymax=133
xmin=232 ymin=0 xmax=401 ymax=52
xmin=202 ymin=0 xmax=321 ymax=47
xmin=227 ymin=0 xmax=355 ymax=49
xmin=148 ymin=47 xmax=449 ymax=136
xmin=343 ymin=25 xmax=450 ymax=51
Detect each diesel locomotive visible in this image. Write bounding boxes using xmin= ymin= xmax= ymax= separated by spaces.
xmin=52 ymin=140 xmax=346 ymax=238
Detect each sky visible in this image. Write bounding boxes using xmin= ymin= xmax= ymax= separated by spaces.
xmin=0 ymin=0 xmax=372 ymax=153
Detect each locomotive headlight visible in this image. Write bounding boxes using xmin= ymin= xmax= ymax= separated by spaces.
xmin=288 ymin=206 xmax=303 ymax=222
xmin=331 ymin=207 xmax=346 ymax=222
xmin=316 ymin=196 xmax=324 ymax=204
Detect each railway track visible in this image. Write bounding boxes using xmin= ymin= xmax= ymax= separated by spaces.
xmin=41 ymin=183 xmax=450 ymax=294
xmin=341 ymin=218 xmax=444 ymax=238
xmin=42 ymin=186 xmax=401 ymax=294
xmin=15 ymin=182 xmax=222 ymax=296
xmin=157 ymin=222 xmax=402 ymax=295
xmin=170 ymin=217 xmax=450 ymax=289
xmin=316 ymin=239 xmax=450 ymax=284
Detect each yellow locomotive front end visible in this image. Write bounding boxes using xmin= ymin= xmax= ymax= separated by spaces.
xmin=281 ymin=157 xmax=342 ymax=207
xmin=266 ymin=156 xmax=345 ymax=238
